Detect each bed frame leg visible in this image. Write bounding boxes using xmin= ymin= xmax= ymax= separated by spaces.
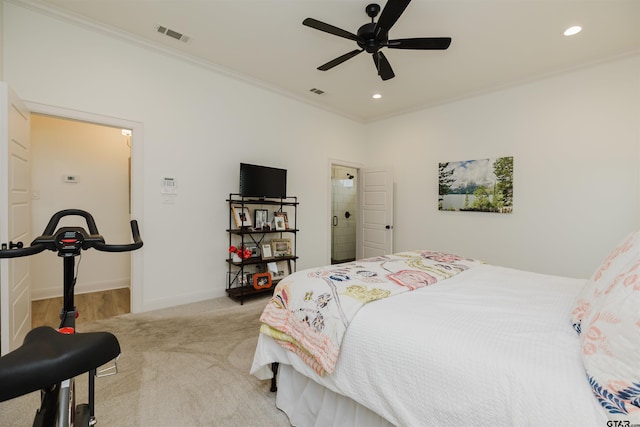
xmin=270 ymin=362 xmax=279 ymax=392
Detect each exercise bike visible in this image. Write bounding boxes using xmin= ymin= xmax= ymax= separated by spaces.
xmin=0 ymin=209 xmax=143 ymax=426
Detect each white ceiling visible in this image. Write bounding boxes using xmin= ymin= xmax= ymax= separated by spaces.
xmin=26 ymin=0 xmax=640 ymax=122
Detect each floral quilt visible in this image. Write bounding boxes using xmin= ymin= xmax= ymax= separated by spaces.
xmin=259 ymin=250 xmax=484 ymax=375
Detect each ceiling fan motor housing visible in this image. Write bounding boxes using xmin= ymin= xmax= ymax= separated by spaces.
xmin=357 ymin=22 xmax=386 ymax=53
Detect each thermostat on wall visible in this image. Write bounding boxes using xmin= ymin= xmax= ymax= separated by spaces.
xmin=63 ymin=175 xmax=80 ymax=183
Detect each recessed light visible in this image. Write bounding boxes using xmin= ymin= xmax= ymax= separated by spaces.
xmin=564 ymin=26 xmax=582 ymax=36
xmin=372 ymin=93 xmax=382 ymax=99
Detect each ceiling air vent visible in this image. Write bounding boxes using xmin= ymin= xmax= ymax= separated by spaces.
xmin=309 ymin=88 xmax=325 ymax=95
xmin=156 ymin=25 xmax=190 ymax=43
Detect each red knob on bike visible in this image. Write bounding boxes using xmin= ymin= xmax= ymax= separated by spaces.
xmin=58 ymin=327 xmax=75 ymax=334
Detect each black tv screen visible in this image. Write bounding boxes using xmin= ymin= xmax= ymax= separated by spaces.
xmin=239 ymin=163 xmax=287 ymax=198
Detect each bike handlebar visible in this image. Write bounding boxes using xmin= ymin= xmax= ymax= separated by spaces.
xmin=42 ymin=209 xmax=100 ymax=236
xmin=0 ymin=209 xmax=143 ymax=258
xmin=92 ymin=220 xmax=143 ymax=252
xmin=0 ymin=244 xmax=48 ymax=258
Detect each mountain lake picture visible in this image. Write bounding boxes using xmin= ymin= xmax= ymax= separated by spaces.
xmin=439 ymin=156 xmax=513 ymax=213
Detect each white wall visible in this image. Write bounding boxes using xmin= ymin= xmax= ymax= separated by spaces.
xmin=30 ymin=114 xmax=131 ymax=299
xmin=2 ymin=2 xmax=366 ymax=311
xmin=365 ymin=55 xmax=640 ymax=279
xmin=0 ymin=1 xmax=3 ymax=81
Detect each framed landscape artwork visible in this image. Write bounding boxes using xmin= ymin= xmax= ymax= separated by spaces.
xmin=438 ymin=156 xmax=513 ymax=213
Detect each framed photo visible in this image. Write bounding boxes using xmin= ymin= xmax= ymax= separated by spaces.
xmin=253 ymin=272 xmax=272 ymax=290
xmin=260 ymin=243 xmax=273 ymax=259
xmin=274 ymin=211 xmax=289 ymax=228
xmin=269 ymin=260 xmax=291 ymax=281
xmin=254 ymin=209 xmax=269 ymax=230
xmin=232 ymin=206 xmax=252 ymax=228
xmin=270 ymin=238 xmax=292 ymax=257
xmin=242 ymin=273 xmax=254 ymax=286
xmin=267 ymin=261 xmax=278 ymax=277
xmin=245 ymin=243 xmax=260 ymax=258
xmin=273 ymin=213 xmax=287 ymax=231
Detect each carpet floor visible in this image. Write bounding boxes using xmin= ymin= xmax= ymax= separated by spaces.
xmin=0 ymin=296 xmax=290 ymax=426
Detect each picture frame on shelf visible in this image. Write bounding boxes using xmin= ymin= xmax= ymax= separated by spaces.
xmin=267 ymin=261 xmax=278 ymax=277
xmin=245 ymin=243 xmax=260 ymax=258
xmin=274 ymin=211 xmax=289 ymax=229
xmin=232 ymin=206 xmax=252 ymax=228
xmin=270 ymin=238 xmax=292 ymax=257
xmin=273 ymin=213 xmax=287 ymax=231
xmin=240 ymin=272 xmax=253 ymax=286
xmin=253 ymin=272 xmax=272 ymax=290
xmin=269 ymin=259 xmax=291 ymax=280
xmin=254 ymin=209 xmax=269 ymax=230
xmin=260 ymin=243 xmax=273 ymax=259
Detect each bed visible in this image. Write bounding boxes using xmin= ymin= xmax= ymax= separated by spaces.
xmin=251 ymin=244 xmax=640 ymax=426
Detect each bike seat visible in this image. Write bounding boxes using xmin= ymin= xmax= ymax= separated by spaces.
xmin=0 ymin=326 xmax=120 ymax=402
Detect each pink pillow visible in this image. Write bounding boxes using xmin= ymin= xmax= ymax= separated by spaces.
xmin=571 ymin=232 xmax=640 ymax=334
xmin=580 ymin=258 xmax=640 ymax=421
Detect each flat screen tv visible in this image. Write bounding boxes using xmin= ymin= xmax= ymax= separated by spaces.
xmin=239 ymin=163 xmax=287 ymax=198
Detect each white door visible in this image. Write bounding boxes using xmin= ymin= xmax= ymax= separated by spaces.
xmin=0 ymin=83 xmax=32 ymax=355
xmin=357 ymin=168 xmax=393 ymax=259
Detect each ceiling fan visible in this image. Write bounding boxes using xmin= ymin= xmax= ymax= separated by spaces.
xmin=303 ymin=0 xmax=451 ymax=81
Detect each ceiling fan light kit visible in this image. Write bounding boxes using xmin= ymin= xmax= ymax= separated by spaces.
xmin=303 ymin=0 xmax=451 ymax=81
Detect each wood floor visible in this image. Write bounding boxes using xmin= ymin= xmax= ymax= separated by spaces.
xmin=31 ymin=288 xmax=130 ymax=328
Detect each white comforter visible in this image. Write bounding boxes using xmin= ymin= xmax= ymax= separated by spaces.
xmin=251 ymin=264 xmax=609 ymax=426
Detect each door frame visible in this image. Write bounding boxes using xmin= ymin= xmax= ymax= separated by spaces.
xmin=327 ymin=159 xmax=363 ymax=265
xmin=24 ymin=101 xmax=144 ymax=313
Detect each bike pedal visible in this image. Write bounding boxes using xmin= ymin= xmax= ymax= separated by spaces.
xmin=97 ymin=355 xmax=119 ymax=378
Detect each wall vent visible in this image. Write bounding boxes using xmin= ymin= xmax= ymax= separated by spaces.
xmin=156 ymin=25 xmax=190 ymax=43
xmin=309 ymin=88 xmax=325 ymax=95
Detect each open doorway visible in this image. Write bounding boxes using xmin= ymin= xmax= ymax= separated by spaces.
xmin=331 ymin=165 xmax=358 ymax=264
xmin=30 ymin=114 xmax=132 ymax=325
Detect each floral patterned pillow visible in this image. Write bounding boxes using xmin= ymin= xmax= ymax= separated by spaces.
xmin=580 ymin=259 xmax=640 ymax=421
xmin=571 ymin=231 xmax=640 ymax=334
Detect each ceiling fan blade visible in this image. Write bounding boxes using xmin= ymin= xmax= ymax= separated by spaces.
xmin=386 ymin=37 xmax=452 ymax=50
xmin=373 ymin=51 xmax=395 ymax=81
xmin=318 ymin=49 xmax=364 ymax=71
xmin=303 ymin=18 xmax=359 ymax=42
xmin=375 ymin=0 xmax=411 ymax=37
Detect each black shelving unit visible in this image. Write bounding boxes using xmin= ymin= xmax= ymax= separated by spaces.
xmin=226 ymin=194 xmax=298 ymax=304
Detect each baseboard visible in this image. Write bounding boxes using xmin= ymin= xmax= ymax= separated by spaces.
xmin=31 ymin=279 xmax=130 ymax=301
